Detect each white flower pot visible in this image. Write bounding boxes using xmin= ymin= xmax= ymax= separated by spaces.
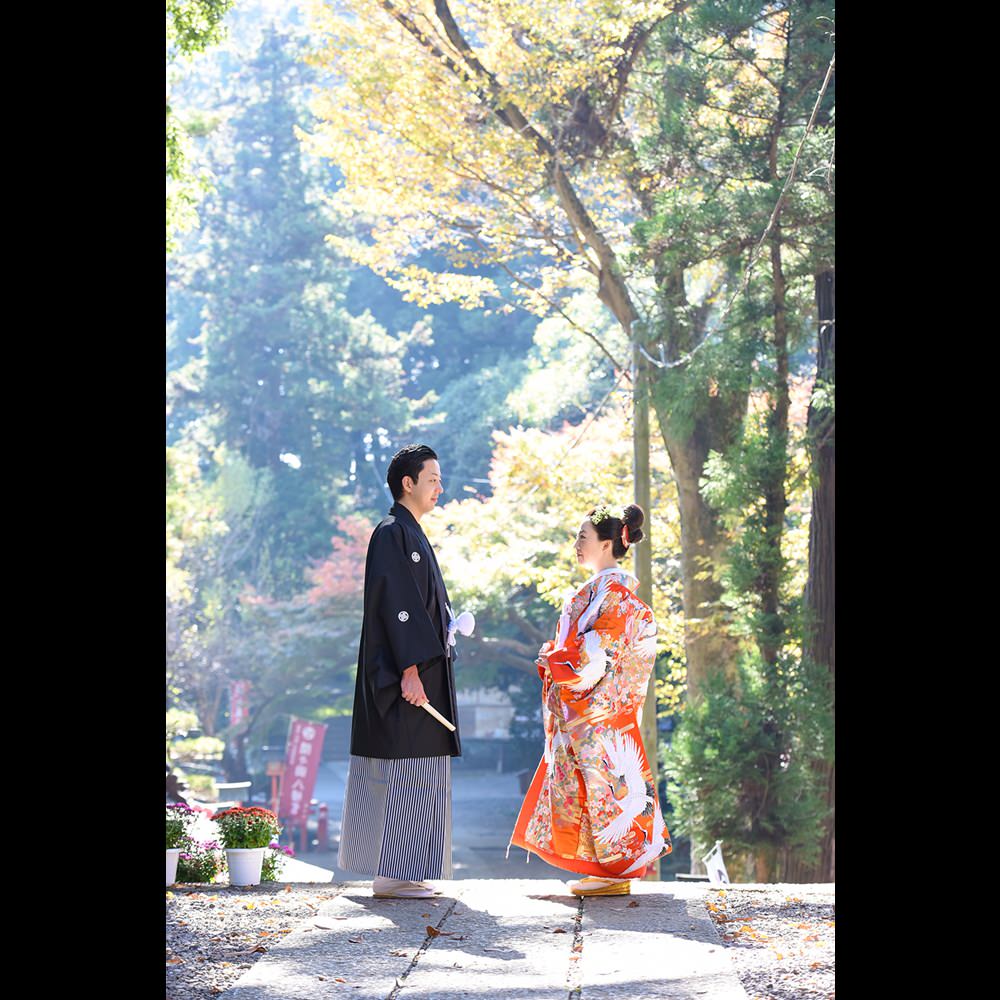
xmin=226 ymin=847 xmax=267 ymax=886
xmin=166 ymin=848 xmax=182 ymax=886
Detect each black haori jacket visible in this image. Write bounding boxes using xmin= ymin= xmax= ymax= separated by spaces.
xmin=349 ymin=501 xmax=462 ymax=759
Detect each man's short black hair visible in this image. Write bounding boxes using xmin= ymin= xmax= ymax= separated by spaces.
xmin=386 ymin=444 xmax=438 ymax=501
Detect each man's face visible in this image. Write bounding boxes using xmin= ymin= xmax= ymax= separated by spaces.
xmin=403 ymin=458 xmax=444 ymax=513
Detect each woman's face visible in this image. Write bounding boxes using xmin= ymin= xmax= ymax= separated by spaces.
xmin=574 ymin=519 xmax=612 ymax=569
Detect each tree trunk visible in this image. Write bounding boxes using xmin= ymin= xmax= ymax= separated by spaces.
xmin=223 ymin=730 xmax=252 ymax=784
xmin=777 ymin=267 xmax=835 ymax=883
xmin=648 ymin=268 xmax=750 ymax=874
xmin=757 ymin=236 xmax=790 ymax=669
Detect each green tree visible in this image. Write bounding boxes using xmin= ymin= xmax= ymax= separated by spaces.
xmin=167 ymin=436 xmax=273 ymax=744
xmin=301 ymin=0 xmax=834 ymax=877
xmin=182 ymin=26 xmax=425 ymax=596
xmin=635 ymin=0 xmax=834 ymax=880
xmin=167 ymin=0 xmax=236 ymax=250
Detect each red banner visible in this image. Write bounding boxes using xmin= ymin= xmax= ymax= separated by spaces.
xmin=229 ymin=680 xmax=252 ymax=731
xmin=278 ymin=719 xmax=327 ymax=823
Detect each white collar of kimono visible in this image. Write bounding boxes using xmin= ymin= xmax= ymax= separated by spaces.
xmin=580 ymin=565 xmax=638 ymax=591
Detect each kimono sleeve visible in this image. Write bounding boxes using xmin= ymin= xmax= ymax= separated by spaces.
xmin=367 ymin=524 xmax=446 ymax=689
xmin=547 ymin=586 xmax=614 ymax=695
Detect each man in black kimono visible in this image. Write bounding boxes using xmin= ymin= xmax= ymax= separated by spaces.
xmin=338 ymin=444 xmax=462 ymax=898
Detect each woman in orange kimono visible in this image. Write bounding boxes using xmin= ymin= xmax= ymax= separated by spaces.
xmin=508 ymin=502 xmax=672 ymax=896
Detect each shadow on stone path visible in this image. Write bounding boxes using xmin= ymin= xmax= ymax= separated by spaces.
xmin=220 ymin=879 xmax=750 ymax=1000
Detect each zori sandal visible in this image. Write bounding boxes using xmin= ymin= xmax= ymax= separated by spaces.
xmin=569 ymin=876 xmax=632 ymax=896
xmin=372 ymin=877 xmax=439 ymax=898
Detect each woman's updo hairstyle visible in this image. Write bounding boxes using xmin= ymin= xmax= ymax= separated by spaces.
xmin=587 ymin=503 xmax=645 ymax=559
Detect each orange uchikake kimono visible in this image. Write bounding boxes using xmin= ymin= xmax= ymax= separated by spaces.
xmin=509 ymin=566 xmax=672 ymax=878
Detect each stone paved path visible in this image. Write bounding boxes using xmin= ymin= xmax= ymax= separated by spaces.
xmin=220 ymin=879 xmax=750 ymax=1000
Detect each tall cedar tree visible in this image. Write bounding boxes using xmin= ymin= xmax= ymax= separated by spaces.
xmin=187 ymin=27 xmax=418 ymax=597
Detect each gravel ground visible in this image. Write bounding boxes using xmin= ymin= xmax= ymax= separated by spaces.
xmin=703 ymin=885 xmax=835 ymax=1000
xmin=166 ymin=881 xmax=834 ymax=1000
xmin=166 ymin=883 xmax=346 ymax=998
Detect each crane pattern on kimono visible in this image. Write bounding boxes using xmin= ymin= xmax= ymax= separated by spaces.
xmin=593 ymin=730 xmax=652 ymax=846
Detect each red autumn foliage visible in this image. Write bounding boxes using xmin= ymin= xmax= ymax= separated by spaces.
xmin=302 ymin=515 xmax=372 ymax=603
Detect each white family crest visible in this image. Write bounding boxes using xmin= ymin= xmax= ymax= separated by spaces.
xmin=411 ymin=551 xmax=421 ymax=562
xmin=398 ymin=611 xmax=409 ymax=622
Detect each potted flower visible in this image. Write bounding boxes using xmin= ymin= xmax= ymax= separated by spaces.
xmin=211 ymin=806 xmax=282 ymax=886
xmin=261 ymin=841 xmax=296 ymax=882
xmin=176 ymin=837 xmax=227 ymax=883
xmin=166 ymin=803 xmax=197 ymax=885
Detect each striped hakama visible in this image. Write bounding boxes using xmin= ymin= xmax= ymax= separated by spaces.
xmin=337 ymin=754 xmax=453 ymax=881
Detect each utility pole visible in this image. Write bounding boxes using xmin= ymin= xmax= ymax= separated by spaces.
xmin=632 ymin=331 xmax=659 ymax=880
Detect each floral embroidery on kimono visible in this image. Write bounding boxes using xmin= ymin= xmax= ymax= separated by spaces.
xmin=509 ymin=567 xmax=672 ymax=877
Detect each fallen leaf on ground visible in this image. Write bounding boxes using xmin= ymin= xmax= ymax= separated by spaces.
xmin=427 ymin=925 xmax=441 ymax=937
xmin=627 ymin=901 xmax=639 ymax=908
xmin=166 ymin=957 xmax=184 ymax=965
xmin=552 ymin=928 xmax=567 ymax=934
xmin=236 ymin=944 xmax=267 ymax=955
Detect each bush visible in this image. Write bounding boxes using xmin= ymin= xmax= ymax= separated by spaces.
xmin=176 ymin=837 xmax=226 ymax=883
xmin=184 ymin=774 xmax=218 ymax=800
xmin=166 ymin=802 xmax=197 ymax=849
xmin=660 ymin=650 xmax=832 ymax=867
xmin=170 ymin=735 xmax=226 ymax=764
xmin=261 ymin=841 xmax=295 ymax=882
